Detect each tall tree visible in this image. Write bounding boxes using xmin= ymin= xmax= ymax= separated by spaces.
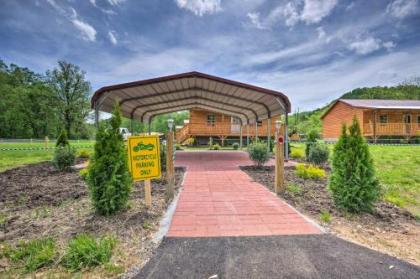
xmin=47 ymin=61 xmax=91 ymax=138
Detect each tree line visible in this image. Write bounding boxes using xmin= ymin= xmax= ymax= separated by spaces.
xmin=0 ymin=59 xmax=91 ymax=139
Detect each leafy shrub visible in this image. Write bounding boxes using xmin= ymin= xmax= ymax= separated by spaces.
xmin=295 ymin=163 xmax=325 ymax=179
xmin=77 ymin=149 xmax=90 ymax=159
xmin=210 ymin=144 xmax=221 ymax=150
xmin=329 ymin=118 xmax=380 ymax=213
xmin=183 ymin=137 xmax=195 ymax=146
xmin=86 ymin=104 xmax=132 ymax=215
xmin=319 ymin=210 xmax=331 ymax=223
xmin=175 ymin=143 xmax=183 ymax=150
xmin=232 ymin=142 xmax=239 ymax=150
xmin=53 ymin=146 xmax=76 ymax=171
xmin=286 ymin=182 xmax=302 ymax=195
xmin=62 ymin=234 xmax=116 ymax=271
xmin=305 ymin=130 xmax=320 ymax=158
xmin=79 ymin=168 xmax=88 ymax=180
xmin=56 ymin=129 xmax=69 ymax=147
xmin=290 ymin=148 xmax=304 ymax=159
xmin=307 ymin=142 xmax=329 ymax=165
xmin=4 ymin=238 xmax=56 ymax=273
xmin=247 ymin=142 xmax=269 ymax=167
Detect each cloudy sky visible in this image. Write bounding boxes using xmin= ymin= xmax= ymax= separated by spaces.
xmin=1 ymin=0 xmax=419 ymax=111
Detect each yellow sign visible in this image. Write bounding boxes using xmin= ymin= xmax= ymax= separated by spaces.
xmin=127 ymin=135 xmax=161 ymax=181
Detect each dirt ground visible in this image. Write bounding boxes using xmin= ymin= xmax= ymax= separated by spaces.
xmin=0 ymin=161 xmax=185 ymax=278
xmin=241 ymin=165 xmax=420 ymax=266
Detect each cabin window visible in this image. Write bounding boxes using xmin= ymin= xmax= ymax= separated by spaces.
xmin=257 ymin=120 xmax=263 ymax=126
xmin=207 ymin=114 xmax=216 ymax=126
xmin=417 ymin=115 xmax=420 ymax=127
xmin=379 ymin=114 xmax=388 ymax=124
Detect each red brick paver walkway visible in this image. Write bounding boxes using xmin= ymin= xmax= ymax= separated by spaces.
xmin=168 ymin=151 xmax=321 ymax=237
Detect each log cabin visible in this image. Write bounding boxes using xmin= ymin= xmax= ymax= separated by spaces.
xmin=176 ymin=109 xmax=280 ymax=146
xmin=321 ymin=99 xmax=420 ymax=141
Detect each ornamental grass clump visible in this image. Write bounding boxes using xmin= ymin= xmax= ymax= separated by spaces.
xmin=247 ymin=141 xmax=269 ymax=167
xmin=3 ymin=238 xmax=56 ymax=273
xmin=328 ymin=117 xmax=380 ymax=213
xmin=86 ymin=104 xmax=132 ymax=215
xmin=62 ymin=234 xmax=116 ymax=271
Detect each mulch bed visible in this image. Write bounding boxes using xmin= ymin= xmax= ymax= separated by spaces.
xmin=0 ymin=161 xmax=185 ymax=277
xmin=241 ymin=165 xmax=419 ymax=265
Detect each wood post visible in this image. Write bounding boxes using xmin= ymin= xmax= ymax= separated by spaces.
xmin=255 ymin=122 xmax=258 ymax=141
xmin=144 ymin=179 xmax=152 ymax=208
xmin=373 ymin=110 xmax=377 ymax=143
xmin=274 ymin=128 xmax=285 ymax=194
xmin=239 ymin=126 xmax=243 ymax=149
xmin=267 ymin=118 xmax=271 ymax=154
xmin=246 ymin=125 xmax=250 ymax=146
xmin=166 ymin=130 xmax=175 ymax=200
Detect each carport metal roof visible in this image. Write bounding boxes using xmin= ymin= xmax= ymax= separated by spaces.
xmin=91 ymin=71 xmax=291 ymax=125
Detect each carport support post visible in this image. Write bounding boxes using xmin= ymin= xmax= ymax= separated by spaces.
xmin=255 ymin=122 xmax=258 ymax=142
xmin=239 ymin=126 xmax=243 ymax=149
xmin=166 ymin=129 xmax=175 ymax=200
xmin=246 ymin=125 xmax=250 ymax=146
xmin=267 ymin=118 xmax=271 ymax=154
xmin=274 ymin=120 xmax=285 ymax=194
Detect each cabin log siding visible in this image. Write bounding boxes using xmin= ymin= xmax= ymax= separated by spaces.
xmin=322 ymin=100 xmax=420 ymax=139
xmin=322 ymin=102 xmax=364 ymax=140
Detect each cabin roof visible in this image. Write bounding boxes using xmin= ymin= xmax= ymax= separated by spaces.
xmin=339 ymin=99 xmax=420 ymax=109
xmin=321 ymin=99 xmax=420 ymax=119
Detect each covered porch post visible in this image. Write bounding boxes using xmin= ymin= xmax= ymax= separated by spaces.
xmin=267 ymin=118 xmax=271 ymax=154
xmin=239 ymin=125 xmax=243 ymax=149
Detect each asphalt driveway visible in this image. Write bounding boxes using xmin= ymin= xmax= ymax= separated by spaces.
xmin=136 ymin=234 xmax=419 ymax=279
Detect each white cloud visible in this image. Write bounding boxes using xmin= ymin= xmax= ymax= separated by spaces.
xmin=108 ymin=31 xmax=118 ymax=45
xmin=247 ymin=12 xmax=265 ymax=29
xmin=248 ymin=0 xmax=337 ymax=29
xmin=107 ymin=0 xmax=126 ymax=6
xmin=348 ymin=37 xmax=382 ymax=55
xmin=317 ymin=26 xmax=326 ymax=40
xmin=383 ymin=41 xmax=396 ymax=51
xmin=386 ymin=0 xmax=418 ymax=19
xmin=175 ymin=0 xmax=221 ymax=16
xmin=71 ymin=19 xmax=97 ymax=42
xmin=90 ymin=0 xmax=97 ymax=7
xmin=300 ymin=0 xmax=338 ymax=24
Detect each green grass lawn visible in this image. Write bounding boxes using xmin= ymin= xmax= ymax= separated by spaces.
xmin=290 ymin=142 xmax=420 ymax=217
xmin=0 ymin=140 xmax=94 ymax=172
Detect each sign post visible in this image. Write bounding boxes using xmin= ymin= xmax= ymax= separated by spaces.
xmin=127 ymin=135 xmax=161 ymax=208
xmin=274 ymin=120 xmax=285 ymax=194
xmin=166 ymin=119 xmax=175 ymax=201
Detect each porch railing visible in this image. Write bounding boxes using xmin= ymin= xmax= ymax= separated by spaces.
xmin=364 ymin=122 xmax=420 ymax=136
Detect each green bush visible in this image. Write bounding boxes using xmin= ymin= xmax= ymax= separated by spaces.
xmin=56 ymin=129 xmax=69 ymax=147
xmin=53 ymin=146 xmax=76 ymax=171
xmin=4 ymin=238 xmax=56 ymax=273
xmin=210 ymin=144 xmax=221 ymax=150
xmin=232 ymin=142 xmax=239 ymax=150
xmin=295 ymin=163 xmax=325 ymax=179
xmin=307 ymin=142 xmax=329 ymax=165
xmin=290 ymin=148 xmax=304 ymax=159
xmin=86 ymin=104 xmax=132 ymax=215
xmin=286 ymin=182 xmax=303 ymax=195
xmin=160 ymin=141 xmax=167 ymax=172
xmin=247 ymin=142 xmax=269 ymax=167
xmin=305 ymin=130 xmax=319 ymax=158
xmin=62 ymin=234 xmax=116 ymax=271
xmin=79 ymin=168 xmax=88 ymax=180
xmin=329 ymin=118 xmax=381 ymax=213
xmin=77 ymin=149 xmax=90 ymax=159
xmin=319 ymin=210 xmax=331 ymax=223
xmin=175 ymin=143 xmax=183 ymax=150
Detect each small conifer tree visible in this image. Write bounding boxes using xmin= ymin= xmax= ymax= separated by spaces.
xmin=329 ymin=117 xmax=380 ymax=212
xmin=87 ymin=104 xmax=132 ymax=215
xmin=305 ymin=130 xmax=319 ymax=159
xmin=56 ymin=129 xmax=69 ymax=147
